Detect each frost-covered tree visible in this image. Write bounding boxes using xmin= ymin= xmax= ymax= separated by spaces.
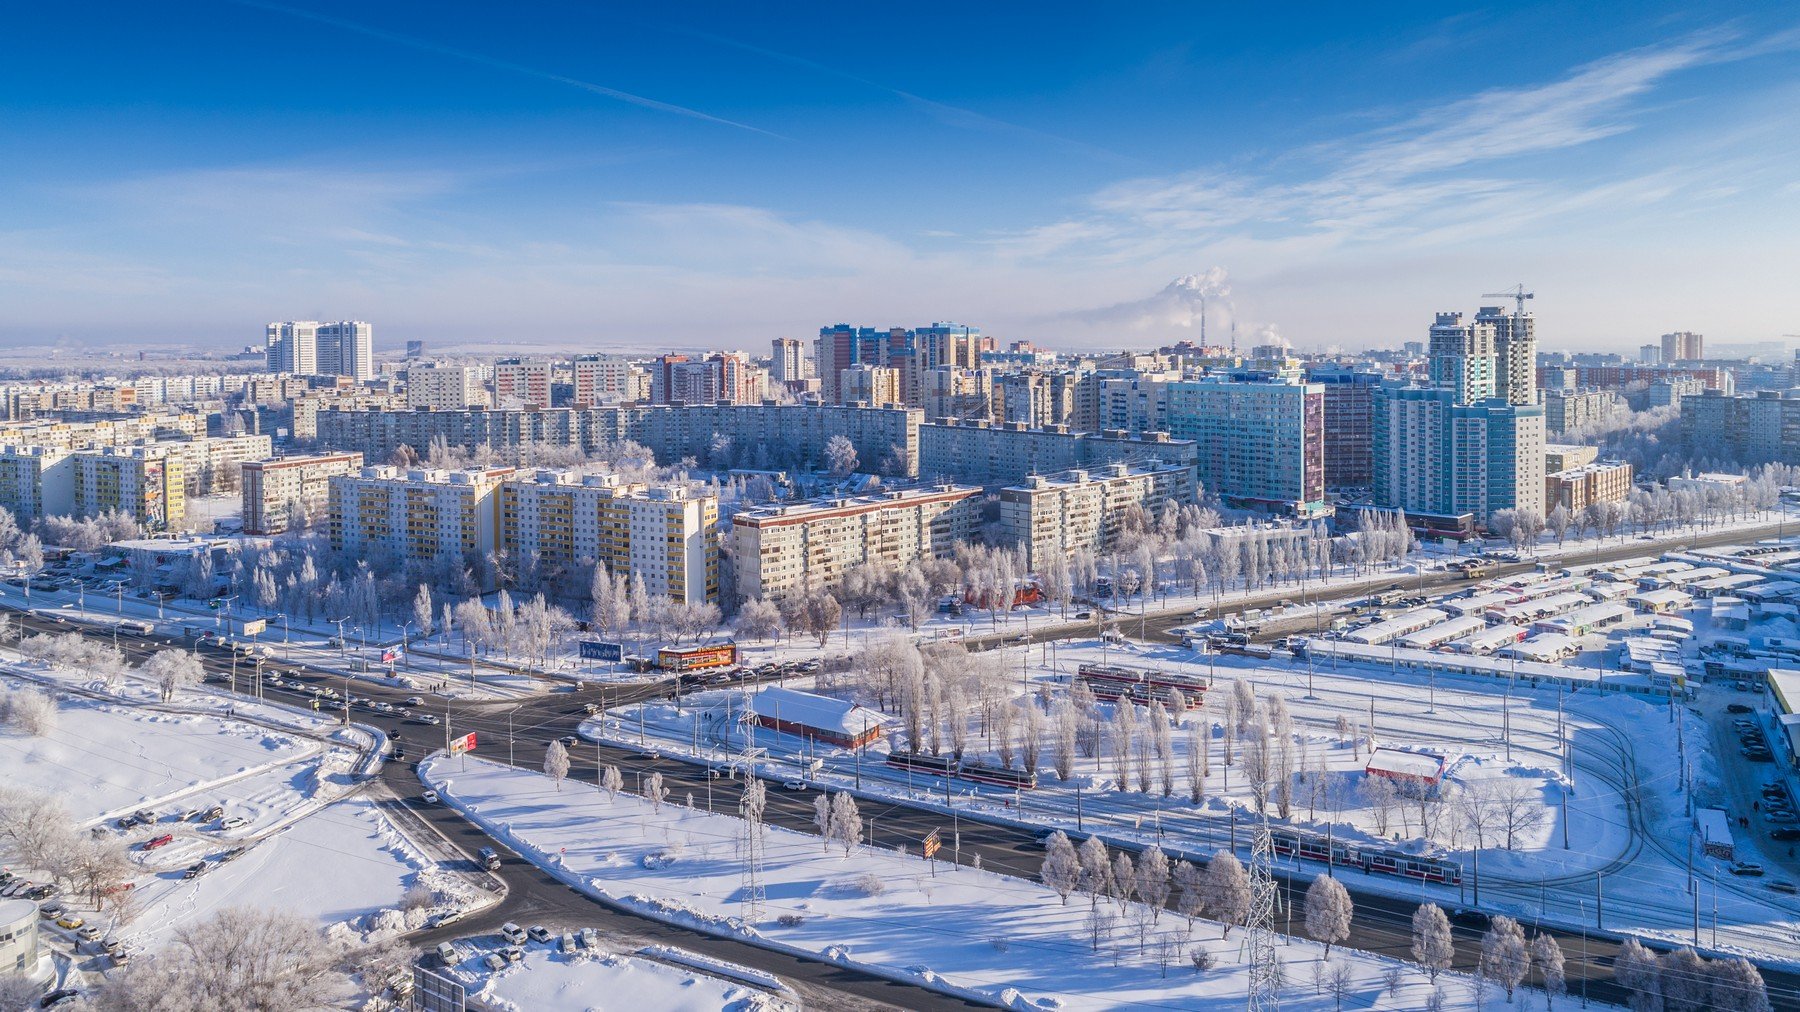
xmin=96 ymin=907 xmax=340 ymax=1012
xmin=543 ymin=740 xmax=570 ymax=791
xmin=1136 ymin=845 xmax=1171 ymax=922
xmin=735 ymin=597 xmax=782 ymax=642
xmin=643 ymin=772 xmax=668 ymax=812
xmin=1660 ymin=948 xmax=1712 ymax=1012
xmin=1411 ymin=902 xmax=1455 ymax=982
xmin=1531 ymin=933 xmax=1565 ymax=1010
xmin=1708 ymin=956 xmax=1771 ymax=1012
xmin=1110 ymin=852 xmax=1136 ymax=908
xmin=1054 ymin=703 xmax=1077 ymax=781
xmin=1479 ymin=915 xmax=1530 ymax=1002
xmin=1173 ymin=860 xmax=1205 ymax=925
xmin=600 ymin=765 xmax=623 ymax=800
xmin=1040 ymin=831 xmax=1080 ymax=905
xmin=1615 ymin=938 xmax=1663 ymax=1012
xmin=1304 ymin=875 xmax=1354 ymax=956
xmin=1202 ymin=851 xmax=1250 ymax=937
xmin=824 ymin=435 xmax=859 ymax=476
xmin=0 ymin=686 xmax=57 ymax=735
xmin=144 ymin=648 xmax=204 ymax=703
xmin=827 ymin=792 xmax=862 ymax=856
xmin=812 ymin=793 xmax=831 ymax=852
xmin=1078 ymin=836 xmax=1112 ymax=910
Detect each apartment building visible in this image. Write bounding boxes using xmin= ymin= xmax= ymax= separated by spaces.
xmin=241 ymin=452 xmax=365 ymax=534
xmin=1680 ymin=389 xmax=1800 ymax=464
xmin=500 ymin=469 xmax=717 ymax=604
xmin=1305 ymin=365 xmax=1383 ymax=490
xmin=74 ymin=446 xmax=184 ymax=531
xmin=918 ymin=366 xmax=992 ymax=421
xmin=1543 ymin=443 xmax=1599 ymax=474
xmin=407 ymin=362 xmax=486 ymax=410
xmin=572 ymin=355 xmax=635 ymax=406
xmin=839 ymin=365 xmax=902 ymax=407
xmin=317 ymin=402 xmax=923 ymax=478
xmin=157 ymin=434 xmax=272 ymax=495
xmin=1543 ymin=388 xmax=1619 ymax=434
xmin=494 ymin=358 xmax=553 ymax=407
xmin=1545 ymin=460 xmax=1634 ymax=514
xmin=730 ymin=484 xmax=981 ymax=601
xmin=1371 ymin=385 xmax=1545 ymax=522
xmin=327 ymin=465 xmax=514 ymax=570
xmin=770 ymin=339 xmax=808 ymax=383
xmin=0 ymin=446 xmax=75 ymax=522
xmin=1662 ymin=330 xmax=1705 ymax=363
xmin=917 ymin=418 xmax=1196 ymax=489
xmin=266 ymin=321 xmax=373 ymax=380
xmin=1162 ymin=375 xmax=1327 ymax=516
xmin=997 ymin=460 xmax=1197 ymax=571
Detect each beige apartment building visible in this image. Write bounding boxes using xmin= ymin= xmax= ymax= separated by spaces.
xmin=997 ymin=460 xmax=1197 ymax=571
xmin=1545 ymin=460 xmax=1634 ymax=514
xmin=74 ymin=446 xmax=185 ymax=531
xmin=500 ymin=469 xmax=718 ymax=604
xmin=327 ymin=465 xmax=515 ymax=569
xmin=242 ymin=452 xmax=365 ymax=534
xmin=730 ymin=484 xmax=980 ymax=602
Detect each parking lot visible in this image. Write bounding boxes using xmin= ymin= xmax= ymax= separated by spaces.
xmin=1706 ymin=684 xmax=1800 ymax=891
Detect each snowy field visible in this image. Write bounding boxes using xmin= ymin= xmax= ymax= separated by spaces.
xmin=0 ymin=683 xmax=320 ymax=824
xmin=446 ymin=945 xmax=788 ymax=1012
xmin=425 ymin=755 xmax=1605 ymax=1011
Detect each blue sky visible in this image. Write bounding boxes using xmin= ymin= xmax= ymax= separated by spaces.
xmin=2 ymin=2 xmax=1796 ymax=352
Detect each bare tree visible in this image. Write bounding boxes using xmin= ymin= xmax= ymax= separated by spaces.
xmin=735 ymin=597 xmax=783 ymax=642
xmin=1360 ymin=775 xmax=1399 ymax=837
xmin=1054 ymin=703 xmax=1078 ymax=781
xmin=1327 ymin=961 xmax=1356 ymax=1011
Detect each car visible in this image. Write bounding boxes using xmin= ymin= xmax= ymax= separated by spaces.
xmin=501 ymin=945 xmax=524 ymax=964
xmin=76 ymin=924 xmax=101 ymax=941
xmin=782 ymin=781 xmax=808 ymax=792
xmin=141 ymin=834 xmax=174 ymax=851
xmin=1767 ymin=784 xmax=1792 ymax=797
xmin=435 ymin=942 xmax=459 ymax=966
xmin=24 ymin=885 xmax=54 ymax=901
xmin=132 ymin=809 xmax=154 ymax=825
xmin=638 ymin=748 xmax=661 ymax=760
xmin=482 ymin=952 xmax=507 ymax=972
xmin=427 ymin=909 xmax=466 ymax=930
xmin=39 ymin=902 xmax=63 ymax=919
xmin=527 ymin=924 xmax=553 ymax=943
xmin=1771 ymin=828 xmax=1800 ymax=841
xmin=421 ymin=790 xmax=440 ymax=804
xmin=201 ymin=805 xmax=224 ymax=821
xmin=40 ymin=989 xmax=81 ymax=1008
xmin=1771 ymin=881 xmax=1799 ymax=895
xmin=183 ymin=861 xmax=208 ymax=879
xmin=578 ymin=927 xmax=599 ymax=949
xmin=1728 ymin=703 xmax=1755 ymax=714
xmin=406 ymin=696 xmax=425 ymax=707
xmin=1765 ymin=811 xmax=1799 ymax=823
xmin=417 ymin=714 xmax=440 ymax=725
xmin=179 ymin=808 xmax=202 ymax=822
xmin=1449 ymin=908 xmax=1490 ymax=929
xmin=1731 ymin=862 xmax=1766 ymax=876
xmin=56 ymin=915 xmax=85 ymax=930
xmin=1737 ymin=681 xmax=1754 ymax=692
xmin=558 ymin=735 xmax=577 ymax=747
xmin=560 ymin=932 xmax=577 ymax=953
xmin=220 ymin=816 xmax=247 ymax=831
xmin=499 ymin=922 xmax=528 ymax=945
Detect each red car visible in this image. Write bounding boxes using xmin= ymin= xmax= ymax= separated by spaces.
xmin=141 ymin=834 xmax=174 ymax=851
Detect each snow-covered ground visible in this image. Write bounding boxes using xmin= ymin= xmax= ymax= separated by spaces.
xmin=445 ymin=944 xmax=790 ymax=1012
xmin=425 ymin=754 xmax=1606 ymax=1011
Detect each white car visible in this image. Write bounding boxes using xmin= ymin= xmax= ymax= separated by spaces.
xmin=420 ymin=790 xmax=440 ymax=804
xmin=220 ymin=816 xmax=247 ymax=831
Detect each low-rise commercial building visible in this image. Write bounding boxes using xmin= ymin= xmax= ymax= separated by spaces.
xmin=730 ymin=484 xmax=980 ymax=601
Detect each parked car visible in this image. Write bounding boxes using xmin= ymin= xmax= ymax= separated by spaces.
xmin=559 ymin=932 xmax=577 ymax=953
xmin=1771 ymin=881 xmax=1799 ymax=895
xmin=56 ymin=915 xmax=85 ymax=930
xmin=482 ymin=952 xmax=506 ymax=972
xmin=435 ymin=942 xmax=459 ymax=966
xmin=578 ymin=927 xmax=599 ymax=949
xmin=220 ymin=816 xmax=247 ymax=831
xmin=1728 ymin=703 xmax=1754 ymax=714
xmin=183 ymin=861 xmax=208 ymax=879
xmin=526 ymin=925 xmax=552 ymax=943
xmin=1731 ymin=862 xmax=1766 ymax=876
xmin=1770 ymin=828 xmax=1800 ymax=841
xmin=499 ymin=922 xmax=528 ymax=945
xmin=141 ymin=834 xmax=174 ymax=851
xmin=1765 ymin=811 xmax=1798 ymax=823
xmin=40 ymin=988 xmax=81 ymax=1008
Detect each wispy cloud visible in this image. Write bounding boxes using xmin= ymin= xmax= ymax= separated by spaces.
xmin=228 ymin=0 xmax=782 ymax=138
xmin=1011 ymin=31 xmax=1771 ymax=264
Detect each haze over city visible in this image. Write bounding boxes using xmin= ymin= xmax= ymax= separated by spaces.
xmin=3 ymin=2 xmax=1798 ymax=349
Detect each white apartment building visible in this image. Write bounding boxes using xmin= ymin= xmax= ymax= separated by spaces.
xmin=407 ymin=362 xmax=486 ymax=410
xmin=998 ymin=460 xmax=1198 ymax=571
xmin=501 ymin=469 xmax=718 ymax=604
xmin=327 ymin=465 xmax=514 ymax=570
xmin=241 ymin=452 xmax=365 ymax=534
xmin=572 ymin=354 xmax=635 ymax=406
xmin=494 ymin=358 xmax=553 ymax=407
xmin=0 ymin=445 xmax=75 ymax=522
xmin=265 ymin=322 xmax=318 ymax=375
xmin=158 ymin=434 xmax=272 ymax=495
xmin=770 ymin=338 xmax=808 ymax=383
xmin=730 ymin=484 xmax=981 ymax=602
xmin=266 ymin=321 xmax=373 ymax=380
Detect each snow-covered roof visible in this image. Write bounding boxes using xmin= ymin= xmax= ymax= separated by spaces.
xmin=1695 ymin=807 xmax=1733 ymax=847
xmin=1769 ymin=670 xmax=1800 ymax=716
xmin=747 ymin=686 xmax=886 ymax=737
xmin=1365 ymin=748 xmax=1444 ymax=780
xmin=1635 ymin=588 xmax=1692 ymax=607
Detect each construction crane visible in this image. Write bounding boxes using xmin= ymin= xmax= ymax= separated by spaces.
xmin=1483 ymin=283 xmax=1534 ymax=316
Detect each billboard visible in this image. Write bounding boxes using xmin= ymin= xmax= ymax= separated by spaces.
xmin=237 ymin=618 xmax=268 ymax=637
xmin=449 ymin=732 xmax=477 ymax=755
xmin=579 ymin=640 xmax=623 ymax=662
